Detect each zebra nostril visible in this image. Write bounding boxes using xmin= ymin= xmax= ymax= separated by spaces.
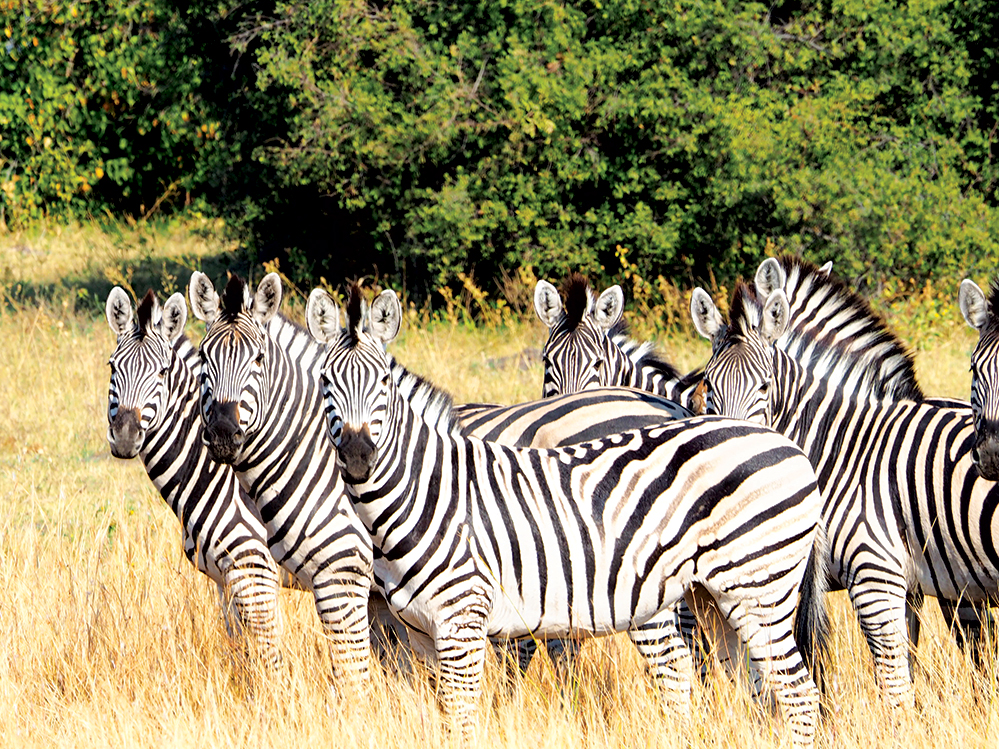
xmin=232 ymin=430 xmax=244 ymax=447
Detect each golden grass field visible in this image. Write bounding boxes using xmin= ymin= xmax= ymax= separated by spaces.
xmin=1 ymin=222 xmax=998 ymax=747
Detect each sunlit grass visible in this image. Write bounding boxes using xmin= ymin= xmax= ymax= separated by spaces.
xmin=0 ymin=225 xmax=993 ymax=747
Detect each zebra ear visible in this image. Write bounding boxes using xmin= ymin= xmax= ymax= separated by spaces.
xmin=106 ymin=287 xmax=133 ymax=336
xmin=755 ymin=258 xmax=786 ymax=298
xmin=307 ymin=288 xmax=341 ymax=344
xmin=369 ymin=289 xmax=402 ymax=345
xmin=160 ymin=292 xmax=188 ymax=342
xmin=593 ymin=285 xmax=624 ymax=331
xmin=690 ymin=288 xmax=722 ymax=341
xmin=189 ymin=271 xmax=220 ymax=324
xmin=760 ymin=289 xmax=790 ymax=344
xmin=253 ymin=272 xmax=282 ymax=325
xmin=817 ymin=260 xmax=833 ymax=276
xmin=960 ymin=279 xmax=989 ymax=332
xmin=534 ymin=280 xmax=563 ymax=328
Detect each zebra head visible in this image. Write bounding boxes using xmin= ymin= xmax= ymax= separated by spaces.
xmin=189 ymin=271 xmax=283 ymax=464
xmin=105 ymin=287 xmax=187 ymax=458
xmin=690 ymin=283 xmax=790 ymax=426
xmin=959 ymin=278 xmax=999 ymax=481
xmin=535 ymin=274 xmax=628 ymax=397
xmin=307 ymin=285 xmax=401 ymax=484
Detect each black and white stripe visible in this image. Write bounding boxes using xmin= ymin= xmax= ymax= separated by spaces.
xmin=691 ymin=256 xmax=999 ymax=706
xmin=307 ymin=283 xmax=827 ymax=746
xmin=105 ymin=287 xmax=283 ymax=667
xmin=189 ymin=272 xmax=395 ymax=687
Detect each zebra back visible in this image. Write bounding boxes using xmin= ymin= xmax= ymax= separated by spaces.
xmin=960 ymin=277 xmax=999 ymax=480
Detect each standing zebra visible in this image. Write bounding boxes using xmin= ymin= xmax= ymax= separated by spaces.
xmin=690 ymin=256 xmax=999 ymax=706
xmin=306 ymin=283 xmax=828 ymax=746
xmin=105 ymin=287 xmax=283 ymax=667
xmin=189 ymin=271 xmax=397 ymax=689
xmin=534 ymin=274 xmax=702 ymax=405
xmin=959 ymin=277 xmax=999 ymax=481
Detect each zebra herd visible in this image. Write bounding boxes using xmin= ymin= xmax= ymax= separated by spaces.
xmin=102 ymin=257 xmax=999 ymax=747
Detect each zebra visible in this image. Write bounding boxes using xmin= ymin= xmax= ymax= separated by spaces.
xmin=189 ymin=270 xmax=405 ymax=689
xmin=306 ymin=282 xmax=828 ymax=746
xmin=959 ymin=277 xmax=999 ymax=481
xmin=105 ymin=286 xmax=284 ymax=667
xmin=534 ymin=274 xmax=702 ymax=406
xmin=690 ymin=255 xmax=999 ymax=707
xmin=191 ymin=271 xmax=696 ymax=680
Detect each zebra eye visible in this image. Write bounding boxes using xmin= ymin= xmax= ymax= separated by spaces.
xmin=158 ymin=367 xmax=169 ymax=377
xmin=254 ymin=352 xmax=265 ymax=365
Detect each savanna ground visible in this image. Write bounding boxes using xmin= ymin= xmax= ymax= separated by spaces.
xmin=0 ymin=221 xmax=997 ymax=748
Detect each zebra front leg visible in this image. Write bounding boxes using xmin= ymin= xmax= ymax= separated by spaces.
xmin=312 ymin=574 xmax=373 ymax=693
xmin=218 ymin=554 xmax=284 ymax=670
xmin=433 ymin=605 xmax=491 ymax=743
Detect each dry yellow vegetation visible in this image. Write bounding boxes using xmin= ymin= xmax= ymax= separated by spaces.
xmin=1 ymin=223 xmax=997 ymax=748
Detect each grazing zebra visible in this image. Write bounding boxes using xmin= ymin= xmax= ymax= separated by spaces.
xmin=690 ymin=255 xmax=999 ymax=706
xmin=189 ymin=270 xmax=402 ymax=688
xmin=534 ymin=274 xmax=703 ymax=406
xmin=959 ymin=277 xmax=999 ymax=481
xmin=105 ymin=287 xmax=283 ymax=667
xmin=306 ymin=283 xmax=827 ymax=746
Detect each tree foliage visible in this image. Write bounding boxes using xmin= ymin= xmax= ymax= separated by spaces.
xmin=2 ymin=0 xmax=998 ymax=296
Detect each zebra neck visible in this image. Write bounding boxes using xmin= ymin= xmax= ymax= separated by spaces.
xmin=139 ymin=341 xmax=206 ymax=512
xmin=610 ymin=332 xmax=684 ymax=400
xmin=232 ymin=316 xmax=333 ymax=481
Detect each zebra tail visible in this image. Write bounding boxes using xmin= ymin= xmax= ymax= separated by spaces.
xmin=793 ymin=525 xmax=830 ymax=697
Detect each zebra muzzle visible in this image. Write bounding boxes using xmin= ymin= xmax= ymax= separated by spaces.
xmin=338 ymin=425 xmax=377 ymax=483
xmin=108 ymin=408 xmax=144 ymax=459
xmin=203 ymin=400 xmax=244 ymax=464
xmin=973 ymin=431 xmax=999 ymax=481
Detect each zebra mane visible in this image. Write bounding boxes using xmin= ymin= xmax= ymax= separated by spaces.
xmin=609 ymin=327 xmax=683 ymax=382
xmin=136 ymin=289 xmax=158 ymax=337
xmin=756 ymin=255 xmax=923 ymax=401
xmin=390 ymin=356 xmax=464 ymax=437
xmin=561 ymin=272 xmax=593 ymax=332
xmin=345 ymin=283 xmax=364 ymax=343
xmin=220 ymin=273 xmax=249 ymax=320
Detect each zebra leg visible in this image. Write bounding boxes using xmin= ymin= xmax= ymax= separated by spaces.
xmin=631 ymin=602 xmax=694 ymax=716
xmin=433 ymin=609 xmax=490 ymax=742
xmin=312 ymin=573 xmax=373 ymax=692
xmin=938 ymin=598 xmax=996 ymax=671
xmin=369 ymin=592 xmax=416 ymax=676
xmin=709 ymin=579 xmax=820 ymax=746
xmin=490 ymin=637 xmax=537 ymax=689
xmin=676 ymin=597 xmax=709 ymax=680
xmin=905 ymin=588 xmax=924 ymax=677
xmin=218 ymin=554 xmax=284 ymax=670
xmin=849 ymin=582 xmax=914 ymax=707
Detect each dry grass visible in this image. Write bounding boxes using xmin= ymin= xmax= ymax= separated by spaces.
xmin=0 ymin=224 xmax=995 ymax=747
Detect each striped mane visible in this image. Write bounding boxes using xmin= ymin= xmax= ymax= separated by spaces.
xmin=610 ymin=329 xmax=683 ymax=383
xmin=391 ymin=357 xmax=463 ymax=437
xmin=762 ymin=255 xmax=923 ymax=401
xmin=561 ymin=272 xmax=593 ymax=332
xmin=988 ymin=278 xmax=999 ymax=330
xmin=136 ymin=289 xmax=158 ymax=337
xmin=221 ymin=274 xmax=249 ymax=320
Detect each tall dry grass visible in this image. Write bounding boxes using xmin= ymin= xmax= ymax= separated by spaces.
xmin=1 ymin=224 xmax=996 ymax=747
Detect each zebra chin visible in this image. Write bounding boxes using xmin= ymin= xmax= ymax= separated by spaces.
xmin=202 ymin=434 xmax=244 ymax=465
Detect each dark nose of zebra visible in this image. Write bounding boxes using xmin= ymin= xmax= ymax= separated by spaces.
xmin=203 ymin=400 xmax=244 ymax=464
xmin=974 ymin=430 xmax=999 ymax=481
xmin=108 ymin=408 xmax=144 ymax=459
xmin=339 ymin=424 xmax=377 ymax=484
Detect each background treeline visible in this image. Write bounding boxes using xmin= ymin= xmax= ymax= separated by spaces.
xmin=2 ymin=0 xmax=998 ymax=300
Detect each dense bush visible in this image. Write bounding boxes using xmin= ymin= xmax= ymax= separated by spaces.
xmin=2 ymin=0 xmax=998 ymax=298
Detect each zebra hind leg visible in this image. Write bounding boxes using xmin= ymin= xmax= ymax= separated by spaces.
xmin=938 ymin=598 xmax=997 ymax=673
